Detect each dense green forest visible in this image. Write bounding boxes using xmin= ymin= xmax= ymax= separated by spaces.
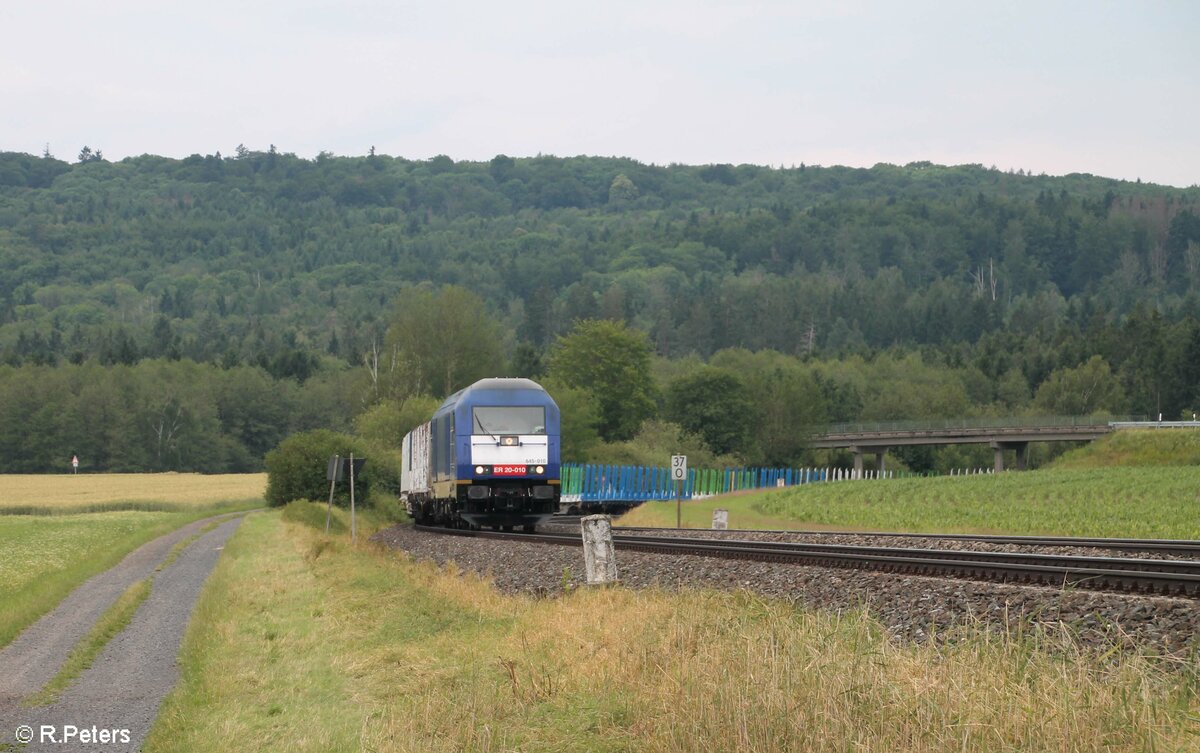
xmin=2 ymin=147 xmax=1199 ymax=474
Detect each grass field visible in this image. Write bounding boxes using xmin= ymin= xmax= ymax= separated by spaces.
xmin=618 ymin=466 xmax=1200 ymax=538
xmin=0 ymin=473 xmax=266 ymax=514
xmin=0 ymin=473 xmax=264 ymax=648
xmin=1055 ymin=429 xmax=1200 ymax=468
xmin=144 ymin=504 xmax=1200 ymax=753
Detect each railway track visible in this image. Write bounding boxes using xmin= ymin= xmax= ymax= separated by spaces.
xmin=550 ymin=519 xmax=1200 ymax=558
xmin=415 ymin=524 xmax=1200 ymax=597
xmin=548 ymin=514 xmax=585 ymax=526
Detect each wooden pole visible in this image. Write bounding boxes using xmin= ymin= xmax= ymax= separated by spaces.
xmin=350 ymin=451 xmax=357 ymax=544
xmin=325 ymin=454 xmax=339 ymax=535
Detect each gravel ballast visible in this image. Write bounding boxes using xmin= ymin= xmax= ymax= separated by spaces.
xmin=373 ymin=524 xmax=1200 ymax=655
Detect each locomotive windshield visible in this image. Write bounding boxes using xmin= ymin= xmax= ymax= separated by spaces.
xmin=472 ymin=406 xmax=546 ymax=435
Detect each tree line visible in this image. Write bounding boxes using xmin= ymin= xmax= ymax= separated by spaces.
xmin=0 ymin=361 xmax=358 ymax=473
xmin=3 ymin=290 xmax=1197 ymax=474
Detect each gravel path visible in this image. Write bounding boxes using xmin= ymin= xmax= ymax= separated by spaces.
xmin=374 ymin=524 xmax=1200 ymax=655
xmin=0 ymin=515 xmax=244 ymax=752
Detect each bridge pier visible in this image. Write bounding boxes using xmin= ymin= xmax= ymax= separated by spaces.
xmin=990 ymin=441 xmax=1029 ymax=472
xmin=850 ymin=446 xmax=887 ymax=479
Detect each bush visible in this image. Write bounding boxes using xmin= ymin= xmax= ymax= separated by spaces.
xmin=356 ymin=441 xmax=403 ymax=498
xmin=588 ymin=420 xmax=738 ymax=469
xmin=265 ymin=429 xmax=371 ymax=507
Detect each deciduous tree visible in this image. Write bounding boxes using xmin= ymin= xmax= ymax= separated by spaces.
xmin=548 ymin=319 xmax=656 ymax=442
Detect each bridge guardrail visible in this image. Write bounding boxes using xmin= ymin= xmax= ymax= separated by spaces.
xmin=820 ymin=414 xmax=1144 ymax=436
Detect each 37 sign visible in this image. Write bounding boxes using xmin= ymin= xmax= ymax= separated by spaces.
xmin=670 ymin=455 xmax=688 ymax=482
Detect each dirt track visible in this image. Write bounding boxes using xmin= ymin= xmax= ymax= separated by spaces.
xmin=0 ymin=514 xmax=244 ymax=752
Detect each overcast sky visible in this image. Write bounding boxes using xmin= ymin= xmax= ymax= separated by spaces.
xmin=2 ymin=0 xmax=1196 ymax=186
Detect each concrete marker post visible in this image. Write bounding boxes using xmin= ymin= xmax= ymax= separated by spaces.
xmin=581 ymin=514 xmax=618 ymax=585
xmin=712 ymin=508 xmax=728 ymax=530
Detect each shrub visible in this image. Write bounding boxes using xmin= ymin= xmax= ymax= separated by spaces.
xmin=265 ymin=429 xmax=371 ymax=507
xmin=588 ymin=419 xmax=738 ymax=468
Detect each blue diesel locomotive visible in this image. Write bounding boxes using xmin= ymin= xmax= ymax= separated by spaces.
xmin=400 ymin=378 xmax=561 ymax=530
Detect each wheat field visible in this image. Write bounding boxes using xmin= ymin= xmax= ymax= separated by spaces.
xmin=0 ymin=473 xmax=266 ymax=514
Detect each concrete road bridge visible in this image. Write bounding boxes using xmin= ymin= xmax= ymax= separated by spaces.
xmin=808 ymin=418 xmax=1200 ymax=473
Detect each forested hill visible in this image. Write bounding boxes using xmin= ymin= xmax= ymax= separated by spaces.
xmin=2 ymin=149 xmax=1199 ymax=372
xmin=4 ymin=148 xmax=1200 ymax=474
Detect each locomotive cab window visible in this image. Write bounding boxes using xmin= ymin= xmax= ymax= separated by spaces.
xmin=472 ymin=406 xmax=546 ymax=435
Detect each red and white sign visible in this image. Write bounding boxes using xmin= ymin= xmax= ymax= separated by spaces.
xmin=492 ymin=465 xmax=527 ymax=476
xmin=71 ymin=455 xmax=79 ymax=468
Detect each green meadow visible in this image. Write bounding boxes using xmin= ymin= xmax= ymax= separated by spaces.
xmin=621 ymin=467 xmax=1200 ymax=538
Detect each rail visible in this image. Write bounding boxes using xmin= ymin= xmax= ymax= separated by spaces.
xmin=415 ymin=525 xmax=1200 ymax=597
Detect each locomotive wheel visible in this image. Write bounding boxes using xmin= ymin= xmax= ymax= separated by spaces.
xmin=522 ymin=524 xmax=536 ymax=533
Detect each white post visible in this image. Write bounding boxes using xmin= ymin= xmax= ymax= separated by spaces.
xmin=581 ymin=515 xmax=618 ymax=585
xmin=712 ymin=508 xmax=729 ymax=530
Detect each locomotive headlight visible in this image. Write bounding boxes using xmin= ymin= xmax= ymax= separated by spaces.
xmin=475 ymin=465 xmax=485 ymax=475
xmin=535 ymin=465 xmax=544 ymax=475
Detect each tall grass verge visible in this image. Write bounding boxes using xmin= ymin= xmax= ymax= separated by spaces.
xmin=147 ymin=510 xmax=1200 ymax=752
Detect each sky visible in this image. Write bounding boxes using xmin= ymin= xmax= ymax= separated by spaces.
xmin=2 ymin=0 xmax=1197 ymax=187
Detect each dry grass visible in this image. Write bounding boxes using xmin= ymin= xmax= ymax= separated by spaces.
xmin=0 ymin=473 xmax=266 ymax=514
xmin=147 ymin=506 xmax=1200 ymax=753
